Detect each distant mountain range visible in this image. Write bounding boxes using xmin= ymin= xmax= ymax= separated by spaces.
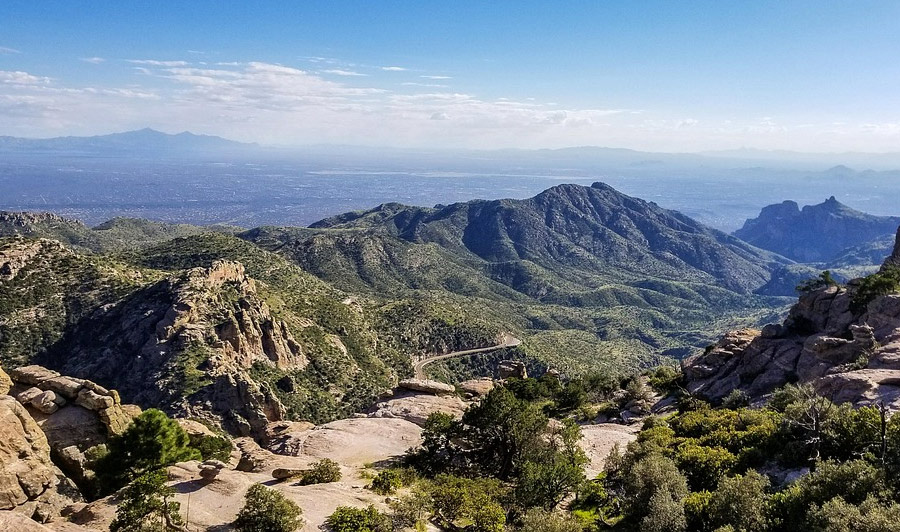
xmin=5 ymin=128 xmax=900 ymax=170
xmin=0 ymin=128 xmax=257 ymax=157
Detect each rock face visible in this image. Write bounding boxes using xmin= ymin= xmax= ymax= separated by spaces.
xmin=41 ymin=260 xmax=300 ymax=438
xmin=684 ymin=244 xmax=900 ymax=409
xmin=0 ymin=396 xmax=79 ymax=522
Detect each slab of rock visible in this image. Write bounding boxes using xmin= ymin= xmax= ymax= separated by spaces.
xmin=458 ymin=378 xmax=495 ymax=397
xmin=74 ymin=390 xmax=113 ymax=411
xmin=398 ymin=379 xmax=455 ymax=395
xmin=368 ymin=390 xmax=466 ymax=426
xmin=9 ymin=366 xmax=60 ymax=387
xmin=300 ymin=418 xmax=422 ymax=467
xmin=40 ymin=377 xmax=84 ymax=401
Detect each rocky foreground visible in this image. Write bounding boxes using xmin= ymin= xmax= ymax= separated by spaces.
xmin=685 ymin=227 xmax=900 ymax=407
xmin=0 ymin=362 xmax=639 ymax=531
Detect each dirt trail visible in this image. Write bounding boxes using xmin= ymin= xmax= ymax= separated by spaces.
xmin=413 ymin=333 xmax=521 ymax=379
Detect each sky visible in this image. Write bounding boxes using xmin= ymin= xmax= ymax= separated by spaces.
xmin=1 ymin=1 xmax=899 ymax=152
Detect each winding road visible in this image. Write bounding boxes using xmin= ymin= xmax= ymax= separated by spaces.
xmin=413 ymin=333 xmax=522 ymax=380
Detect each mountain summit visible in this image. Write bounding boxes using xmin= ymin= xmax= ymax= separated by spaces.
xmin=310 ymin=181 xmax=785 ymax=294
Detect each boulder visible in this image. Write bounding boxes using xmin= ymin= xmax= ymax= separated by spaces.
xmin=498 ymin=360 xmax=527 ymax=379
xmin=74 ymin=390 xmax=113 ymax=411
xmin=272 ymin=468 xmax=303 ymax=480
xmin=397 ymin=379 xmax=455 ymax=395
xmin=16 ymin=387 xmax=44 ymax=405
xmin=368 ymin=390 xmax=467 ymax=426
xmin=40 ymin=377 xmax=84 ymax=401
xmin=198 ymin=460 xmax=227 ymax=481
xmin=30 ymin=391 xmax=62 ymax=415
xmin=457 ymin=378 xmax=495 ymax=397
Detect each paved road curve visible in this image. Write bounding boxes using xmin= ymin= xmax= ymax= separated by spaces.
xmin=413 ymin=333 xmax=522 ymax=380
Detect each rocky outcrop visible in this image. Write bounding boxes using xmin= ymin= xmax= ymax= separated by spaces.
xmin=38 ymin=260 xmax=302 ymax=439
xmin=684 ymin=242 xmax=900 ymax=409
xmin=0 ymin=396 xmax=80 ymax=522
xmin=7 ymin=366 xmax=138 ymax=437
xmin=498 ymin=360 xmax=527 ymax=379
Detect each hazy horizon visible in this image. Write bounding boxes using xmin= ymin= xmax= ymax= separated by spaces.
xmin=3 ymin=2 xmax=900 ymax=152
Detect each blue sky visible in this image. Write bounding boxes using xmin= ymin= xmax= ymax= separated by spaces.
xmin=1 ymin=1 xmax=899 ymax=151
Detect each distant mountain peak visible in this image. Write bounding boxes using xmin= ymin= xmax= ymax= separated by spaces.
xmin=0 ymin=128 xmax=258 ymax=156
xmin=735 ymin=197 xmax=900 ymax=263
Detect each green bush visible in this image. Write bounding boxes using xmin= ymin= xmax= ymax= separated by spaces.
xmin=95 ymin=409 xmax=200 ymax=494
xmin=326 ymin=505 xmax=391 ymax=532
xmin=234 ymin=483 xmax=303 ymax=532
xmin=369 ymin=469 xmax=403 ymax=495
xmin=299 ymin=458 xmax=342 ymax=485
xmin=518 ymin=508 xmax=583 ymax=532
xmin=852 ymin=266 xmax=900 ymax=312
xmin=189 ymin=433 xmax=233 ymax=462
xmin=110 ymin=469 xmax=183 ymax=532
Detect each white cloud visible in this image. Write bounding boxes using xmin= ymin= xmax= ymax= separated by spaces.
xmin=7 ymin=58 xmax=900 ymax=152
xmin=0 ymin=71 xmax=51 ymax=85
xmin=0 ymin=47 xmax=20 ymax=55
xmin=381 ymin=66 xmax=407 ymax=71
xmin=421 ymin=75 xmax=451 ymax=80
xmin=80 ymin=57 xmax=106 ymax=64
xmin=402 ymin=82 xmax=448 ymax=88
xmin=323 ymin=69 xmax=367 ymax=77
xmin=127 ymin=59 xmax=190 ymax=67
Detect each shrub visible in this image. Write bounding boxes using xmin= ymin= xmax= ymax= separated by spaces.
xmin=851 ymin=266 xmax=900 ymax=313
xmin=673 ymin=443 xmax=737 ymax=491
xmin=772 ymin=459 xmax=887 ymax=529
xmin=369 ymin=469 xmax=403 ymax=495
xmin=234 ymin=483 xmax=303 ymax=532
xmin=641 ymin=489 xmax=687 ymax=532
xmin=707 ymin=471 xmax=770 ymax=532
xmin=298 ymin=458 xmax=342 ymax=485
xmin=190 ymin=433 xmax=233 ymax=462
xmin=623 ymin=454 xmax=688 ymax=521
xmin=808 ymin=495 xmax=900 ymax=532
xmin=518 ymin=508 xmax=583 ymax=532
xmin=721 ymin=389 xmax=750 ymax=410
xmin=326 ymin=505 xmax=391 ymax=532
xmin=429 ymin=474 xmax=506 ymax=532
xmin=109 ymin=469 xmax=183 ymax=532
